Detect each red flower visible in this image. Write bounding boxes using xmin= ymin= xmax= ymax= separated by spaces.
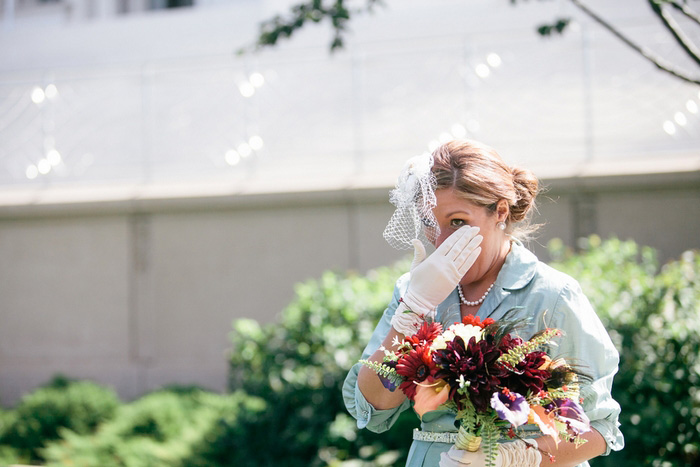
xmin=502 ymin=351 xmax=551 ymax=396
xmin=462 ymin=314 xmax=495 ymax=329
xmin=405 ymin=321 xmax=443 ymax=347
xmin=433 ymin=336 xmax=508 ymax=412
xmin=396 ymin=345 xmax=435 ymax=400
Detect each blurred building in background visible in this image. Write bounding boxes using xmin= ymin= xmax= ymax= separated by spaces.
xmin=1 ymin=0 xmax=699 ymax=405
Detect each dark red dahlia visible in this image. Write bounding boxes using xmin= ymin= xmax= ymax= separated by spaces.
xmin=433 ymin=336 xmax=508 ymax=413
xmin=502 ymin=350 xmax=551 ymax=396
xmin=497 ymin=333 xmax=524 ymax=351
xmin=396 ymin=345 xmax=434 ymax=400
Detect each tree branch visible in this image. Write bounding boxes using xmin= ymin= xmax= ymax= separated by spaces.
xmin=648 ymin=0 xmax=700 ymax=68
xmin=666 ymin=0 xmax=700 ymax=25
xmin=568 ymin=0 xmax=700 ymax=85
xmin=243 ymin=0 xmax=384 ymax=54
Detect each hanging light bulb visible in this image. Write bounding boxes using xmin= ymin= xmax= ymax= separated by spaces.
xmin=663 ymin=120 xmax=676 ymax=135
xmin=225 ymin=150 xmax=241 ymax=166
xmin=249 ymin=135 xmax=264 ymax=151
xmin=31 ymin=87 xmax=45 ymax=104
xmin=26 ymin=165 xmax=39 ymax=179
xmin=249 ymin=72 xmax=265 ymax=88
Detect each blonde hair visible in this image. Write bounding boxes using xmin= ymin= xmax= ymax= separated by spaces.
xmin=431 ymin=140 xmax=540 ymax=239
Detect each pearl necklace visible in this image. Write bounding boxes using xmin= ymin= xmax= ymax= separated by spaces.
xmin=457 ymin=283 xmax=495 ymax=307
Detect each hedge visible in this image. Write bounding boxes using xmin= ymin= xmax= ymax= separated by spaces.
xmin=1 ymin=237 xmax=698 ymax=466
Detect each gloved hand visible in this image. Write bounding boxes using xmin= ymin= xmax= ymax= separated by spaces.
xmin=438 ymin=440 xmax=542 ymax=467
xmin=391 ymin=226 xmax=482 ymax=335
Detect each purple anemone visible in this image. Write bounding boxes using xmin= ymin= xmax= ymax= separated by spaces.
xmin=490 ymin=390 xmax=529 ymax=427
xmin=553 ymin=398 xmax=591 ymax=435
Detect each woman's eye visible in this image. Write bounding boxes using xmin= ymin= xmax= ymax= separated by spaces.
xmin=450 ymin=219 xmax=467 ymax=228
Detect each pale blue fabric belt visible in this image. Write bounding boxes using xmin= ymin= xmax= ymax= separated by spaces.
xmin=413 ymin=426 xmax=544 ymax=444
xmin=412 ymin=428 xmax=458 ymax=443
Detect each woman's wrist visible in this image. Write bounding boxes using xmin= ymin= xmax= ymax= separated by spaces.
xmin=357 ymin=328 xmax=407 ymax=409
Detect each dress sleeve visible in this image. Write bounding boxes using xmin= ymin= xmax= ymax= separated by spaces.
xmin=550 ymin=282 xmax=625 ymax=454
xmin=342 ymin=275 xmax=412 ymax=433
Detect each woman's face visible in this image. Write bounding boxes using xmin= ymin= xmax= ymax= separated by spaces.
xmin=431 ymin=188 xmax=509 ymax=285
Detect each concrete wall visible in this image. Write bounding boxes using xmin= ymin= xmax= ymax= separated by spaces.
xmin=1 ymin=170 xmax=699 ymax=406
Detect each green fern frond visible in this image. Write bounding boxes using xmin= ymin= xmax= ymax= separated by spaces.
xmin=481 ymin=418 xmax=500 ymax=467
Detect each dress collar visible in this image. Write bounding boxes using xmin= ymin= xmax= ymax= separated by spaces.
xmin=436 ymin=239 xmax=539 ymax=326
xmin=494 ymin=239 xmax=538 ymax=291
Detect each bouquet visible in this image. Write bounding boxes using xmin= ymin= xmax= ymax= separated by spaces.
xmin=361 ymin=312 xmax=591 ymax=465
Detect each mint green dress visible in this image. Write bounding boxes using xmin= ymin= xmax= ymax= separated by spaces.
xmin=342 ymin=241 xmax=624 ymax=466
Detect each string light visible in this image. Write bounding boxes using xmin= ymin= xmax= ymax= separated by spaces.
xmin=486 ymin=53 xmax=502 ymax=68
xmin=249 ymin=72 xmax=265 ymax=88
xmin=225 ymin=150 xmax=241 ymax=166
xmin=26 ymin=165 xmax=39 ymax=179
xmin=248 ymin=135 xmax=264 ymax=151
xmin=37 ymin=158 xmax=51 ymax=174
xmin=238 ymin=72 xmax=265 ymax=97
xmin=31 ymin=87 xmax=45 ymax=104
xmin=663 ymin=120 xmax=676 ymax=135
xmin=239 ymin=82 xmax=255 ymax=98
xmin=225 ymin=136 xmax=264 ymax=166
xmin=663 ymin=92 xmax=698 ymax=136
xmin=237 ymin=142 xmax=252 ymax=157
xmin=474 ymin=52 xmax=502 ymax=79
xmin=475 ymin=63 xmax=490 ymax=78
xmin=674 ymin=112 xmax=687 ymax=126
xmin=451 ymin=123 xmax=467 ymax=139
xmin=47 ymin=149 xmax=62 ymax=166
xmin=427 ymin=121 xmax=479 ymax=151
xmin=45 ymin=84 xmax=58 ymax=100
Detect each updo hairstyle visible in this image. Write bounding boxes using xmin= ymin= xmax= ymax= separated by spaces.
xmin=430 ymin=140 xmax=540 ymax=239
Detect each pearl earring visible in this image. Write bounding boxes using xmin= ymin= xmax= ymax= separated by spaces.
xmin=497 ymin=221 xmax=506 ymax=231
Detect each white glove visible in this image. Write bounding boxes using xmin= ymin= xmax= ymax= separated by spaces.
xmin=438 ymin=440 xmax=542 ymax=467
xmin=391 ymin=226 xmax=482 ymax=335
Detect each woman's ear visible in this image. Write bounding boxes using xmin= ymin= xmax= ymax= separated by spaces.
xmin=496 ymin=199 xmax=509 ymax=223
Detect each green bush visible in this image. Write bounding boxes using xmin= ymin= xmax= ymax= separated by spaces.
xmin=0 ymin=409 xmax=23 ymax=465
xmin=0 ymin=375 xmax=119 ymax=462
xmin=2 ymin=237 xmax=697 ymax=467
xmin=228 ymin=262 xmax=418 ymax=466
xmin=550 ymin=236 xmax=700 ymax=467
xmin=228 ymin=237 xmax=700 ymax=467
xmin=42 ymin=388 xmax=267 ymax=467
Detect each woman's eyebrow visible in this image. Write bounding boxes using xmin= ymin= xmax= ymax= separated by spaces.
xmin=444 ymin=210 xmax=471 ymax=217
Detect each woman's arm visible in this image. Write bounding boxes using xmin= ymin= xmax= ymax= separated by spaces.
xmin=357 ymin=327 xmax=408 ymax=409
xmin=440 ymin=428 xmax=608 ymax=467
xmin=534 ymin=427 xmax=607 ymax=466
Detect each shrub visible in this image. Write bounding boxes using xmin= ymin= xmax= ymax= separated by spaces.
xmin=228 ymin=262 xmax=418 ymax=466
xmin=0 ymin=375 xmax=119 ymax=462
xmin=42 ymin=388 xmax=267 ymax=467
xmin=550 ymin=236 xmax=700 ymax=467
xmin=228 ymin=237 xmax=700 ymax=467
xmin=3 ymin=237 xmax=697 ymax=467
xmin=0 ymin=409 xmax=23 ymax=465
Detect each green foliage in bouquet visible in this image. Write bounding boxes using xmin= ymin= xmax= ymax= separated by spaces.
xmin=0 ymin=375 xmax=119 ymax=463
xmin=228 ymin=262 xmax=418 ymax=466
xmin=549 ymin=236 xmax=700 ymax=467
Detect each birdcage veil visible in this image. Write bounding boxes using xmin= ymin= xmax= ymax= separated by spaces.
xmin=383 ymin=152 xmax=440 ymax=250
